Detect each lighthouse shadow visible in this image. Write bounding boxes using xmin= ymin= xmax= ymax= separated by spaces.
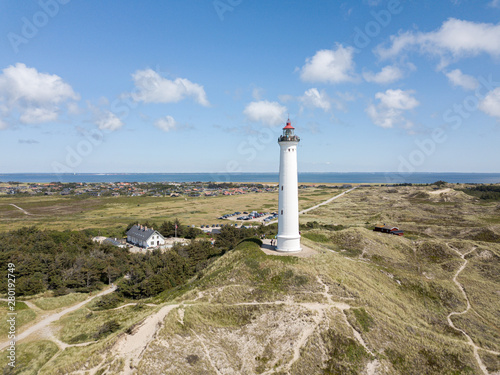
xmin=259 ymin=239 xmax=316 ymax=258
xmin=261 ymin=239 xmax=277 ymax=251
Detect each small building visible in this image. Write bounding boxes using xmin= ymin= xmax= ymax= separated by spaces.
xmin=373 ymin=225 xmax=404 ymax=236
xmin=126 ymin=225 xmax=166 ymax=248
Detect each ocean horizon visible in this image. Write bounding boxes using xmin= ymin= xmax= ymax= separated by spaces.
xmin=1 ymin=172 xmax=499 ymax=184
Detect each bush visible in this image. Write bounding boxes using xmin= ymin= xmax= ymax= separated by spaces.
xmin=94 ymin=319 xmax=120 ymax=339
xmin=93 ymin=293 xmax=123 ymax=310
xmin=53 ymin=287 xmax=70 ymax=297
xmin=239 ymin=237 xmax=263 ymax=247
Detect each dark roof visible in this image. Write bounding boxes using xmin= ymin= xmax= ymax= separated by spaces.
xmin=126 ymin=225 xmax=163 ymax=241
xmin=375 ymin=225 xmax=399 ymax=230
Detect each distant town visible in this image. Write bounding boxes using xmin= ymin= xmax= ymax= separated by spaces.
xmin=0 ymin=181 xmax=274 ymax=197
xmin=0 ymin=181 xmax=351 ymax=198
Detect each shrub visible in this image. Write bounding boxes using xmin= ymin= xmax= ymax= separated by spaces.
xmin=93 ymin=293 xmax=123 ymax=310
xmin=239 ymin=237 xmax=263 ymax=247
xmin=94 ymin=319 xmax=120 ymax=339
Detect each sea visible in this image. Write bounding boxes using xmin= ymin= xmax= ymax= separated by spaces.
xmin=1 ymin=172 xmax=499 ymax=184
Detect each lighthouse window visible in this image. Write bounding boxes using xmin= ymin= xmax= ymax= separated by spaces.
xmin=281 ymin=186 xmax=283 ymax=191
xmin=281 ymin=210 xmax=283 ymax=215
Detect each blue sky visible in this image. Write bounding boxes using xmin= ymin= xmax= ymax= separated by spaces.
xmin=0 ymin=0 xmax=499 ymax=174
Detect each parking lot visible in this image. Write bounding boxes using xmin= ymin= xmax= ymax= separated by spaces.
xmin=217 ymin=211 xmax=278 ymax=224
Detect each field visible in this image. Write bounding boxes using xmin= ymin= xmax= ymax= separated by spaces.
xmin=0 ymin=185 xmax=344 ymax=234
xmin=0 ymin=184 xmax=499 ymax=374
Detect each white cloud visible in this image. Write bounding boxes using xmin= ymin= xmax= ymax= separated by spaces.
xmin=20 ymin=107 xmax=59 ymax=124
xmin=0 ymin=119 xmax=7 ymax=130
xmin=154 ymin=115 xmax=177 ymax=132
xmin=300 ymin=88 xmax=331 ymax=111
xmin=88 ymin=102 xmax=124 ymax=131
xmin=130 ymin=69 xmax=209 ymax=106
xmin=363 ymin=65 xmax=403 ymax=84
xmin=376 ymin=18 xmax=500 ymax=67
xmin=375 ymin=89 xmax=419 ymax=110
xmin=300 ymin=44 xmax=356 ymax=84
xmin=95 ymin=110 xmax=123 ymax=131
xmin=479 ymin=87 xmax=500 ymax=118
xmin=0 ymin=63 xmax=79 ymax=127
xmin=367 ymin=89 xmax=419 ymax=128
xmin=445 ymin=69 xmax=479 ymax=90
xmin=243 ymin=100 xmax=287 ymax=126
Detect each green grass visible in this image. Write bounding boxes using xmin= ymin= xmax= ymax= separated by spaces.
xmin=0 ymin=301 xmax=36 ymax=340
xmin=0 ymin=186 xmax=338 ymax=232
xmin=350 ymin=308 xmax=374 ymax=332
xmin=0 ymin=341 xmax=58 ymax=375
xmin=56 ymin=304 xmax=156 ymax=344
xmin=302 ymin=232 xmax=330 ymax=243
xmin=30 ymin=292 xmax=89 ymax=311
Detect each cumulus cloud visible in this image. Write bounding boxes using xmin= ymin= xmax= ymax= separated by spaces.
xmin=376 ymin=18 xmax=500 ymax=68
xmin=243 ymin=100 xmax=287 ymax=126
xmin=95 ymin=110 xmax=123 ymax=131
xmin=445 ymin=69 xmax=479 ymax=90
xmin=300 ymin=44 xmax=356 ymax=84
xmin=363 ymin=65 xmax=403 ymax=84
xmin=479 ymin=87 xmax=500 ymax=118
xmin=19 ymin=107 xmax=59 ymax=124
xmin=0 ymin=63 xmax=79 ymax=127
xmin=130 ymin=69 xmax=209 ymax=106
xmin=300 ymin=88 xmax=331 ymax=111
xmin=154 ymin=115 xmax=177 ymax=132
xmin=366 ymin=89 xmax=419 ymax=128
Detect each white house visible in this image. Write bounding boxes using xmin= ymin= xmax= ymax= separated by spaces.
xmin=126 ymin=224 xmax=165 ymax=248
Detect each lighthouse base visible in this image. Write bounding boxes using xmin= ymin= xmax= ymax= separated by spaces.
xmin=276 ymin=234 xmax=302 ymax=252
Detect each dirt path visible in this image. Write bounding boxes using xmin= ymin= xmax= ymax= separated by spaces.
xmin=265 ymin=186 xmax=359 ymax=226
xmin=5 ymin=203 xmax=32 ymax=215
xmin=299 ymin=186 xmax=358 ymax=215
xmin=111 ymin=303 xmax=181 ymax=374
xmin=191 ymin=329 xmax=223 ymax=375
xmin=0 ymin=285 xmax=116 ymax=351
xmin=109 ymin=303 xmax=157 ymax=311
xmin=95 ymin=274 xmax=376 ymax=375
xmin=446 ymin=245 xmax=500 ymax=375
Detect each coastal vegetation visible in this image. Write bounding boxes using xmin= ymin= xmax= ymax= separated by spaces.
xmin=0 ymin=183 xmax=499 ymax=374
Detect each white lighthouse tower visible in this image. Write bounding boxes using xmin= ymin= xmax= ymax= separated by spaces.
xmin=276 ymin=118 xmax=301 ymax=252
